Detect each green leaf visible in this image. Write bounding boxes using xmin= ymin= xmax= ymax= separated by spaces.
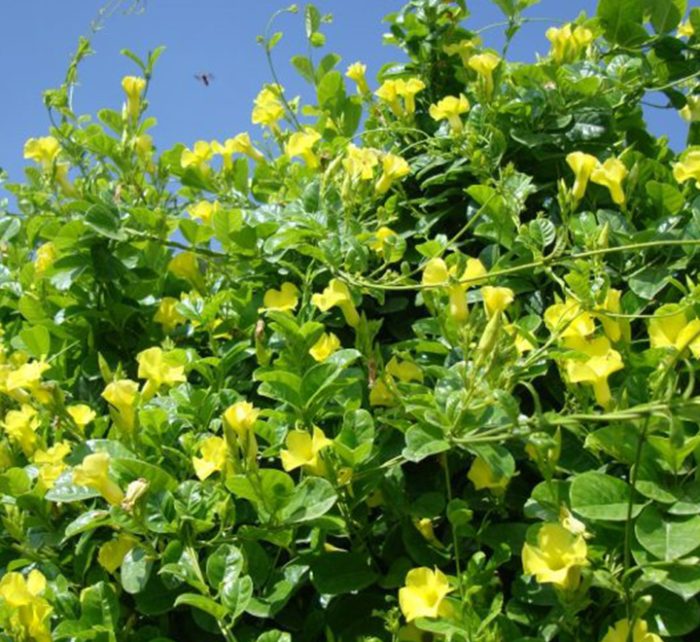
xmin=255 ymin=369 xmax=302 ymax=409
xmin=206 ymin=544 xmax=244 ymax=590
xmin=647 ymin=0 xmax=686 ymax=33
xmin=79 ymin=581 xmax=120 ymax=632
xmin=292 ymin=55 xmax=315 ymax=84
xmin=317 ymin=70 xmax=344 ymax=113
xmin=334 ymin=409 xmax=374 ymax=465
xmin=111 ymin=457 xmax=178 ymax=491
xmin=402 ymin=423 xmax=450 ymax=463
xmin=597 ymin=0 xmax=648 ymax=45
xmin=280 ymin=477 xmax=337 ymax=524
xmin=174 ymin=593 xmax=227 ymax=620
xmin=221 ymin=574 xmax=253 ymax=619
xmin=309 ymin=552 xmax=378 ymax=594
xmin=569 ymin=471 xmax=643 ymax=521
xmin=14 ymin=325 xmax=51 ymax=359
xmin=46 ymin=472 xmax=101 ymax=503
xmin=63 ymin=510 xmax=111 ymax=540
xmin=646 ymin=181 xmax=684 ymax=215
xmin=647 ymin=586 xmax=700 ymax=636
xmin=635 ymin=505 xmax=700 ymax=561
xmin=257 ymin=632 xmax=292 ymax=642
xmin=629 ymin=266 xmax=669 ymax=300
xmin=305 ymin=4 xmax=321 ymax=38
xmin=121 ymin=547 xmax=153 ymax=594
xmin=301 ymin=349 xmax=361 ymax=411
xmin=85 ymin=204 xmax=125 ymax=241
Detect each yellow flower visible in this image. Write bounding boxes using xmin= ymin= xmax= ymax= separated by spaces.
xmin=505 ymin=324 xmax=535 ymax=354
xmin=346 ymin=62 xmax=369 ymax=94
xmin=252 ymin=85 xmax=286 ymax=131
xmin=678 ymin=20 xmax=694 ymax=38
xmin=3 ymin=405 xmax=40 ymax=456
xmin=285 ymin=129 xmax=322 ymax=169
xmin=398 ymin=567 xmax=453 ymax=622
xmin=369 ymin=379 xmax=395 ymax=407
xmin=482 ymin=286 xmax=515 ymax=317
xmin=422 ymin=256 xmax=486 ymax=322
xmin=33 ymin=441 xmax=71 ymax=489
xmin=468 ymin=456 xmax=509 ymax=492
xmin=544 ymin=298 xmax=595 ymax=338
xmin=280 ymin=426 xmax=332 ymax=475
xmin=522 ymin=522 xmax=588 ymax=589
xmin=468 ymin=52 xmax=501 ymax=98
xmin=223 ymin=401 xmax=260 ymax=441
xmin=98 ymin=533 xmax=137 ymax=574
xmin=311 ymin=279 xmax=360 ymax=328
xmin=261 ymin=282 xmax=299 ymax=312
xmin=73 ymin=452 xmax=124 ymax=505
xmin=213 ymin=133 xmax=264 ymax=164
xmin=421 ymin=258 xmax=450 ymax=287
xmin=429 ymin=94 xmax=470 ymax=133
xmin=648 ymin=305 xmax=700 ymax=356
xmin=595 ymin=288 xmax=629 ymax=343
xmin=680 ymin=96 xmax=700 ymax=122
xmin=5 ymin=360 xmax=50 ymax=400
xmin=413 ymin=518 xmax=443 ymax=548
xmin=368 ymin=226 xmax=398 ymax=254
xmin=566 ymin=151 xmax=599 ymax=201
xmin=590 ymin=157 xmax=628 ymax=205
xmin=343 ymin=145 xmax=380 ymax=180
xmin=386 ymin=356 xmax=423 ymax=383
xmin=181 ymin=140 xmax=213 ymax=173
xmin=168 ymin=252 xmax=204 ymax=291
xmin=395 ymin=77 xmax=426 ymax=115
xmin=564 ymin=334 xmax=624 ymax=407
xmin=34 ymin=242 xmax=58 ymax=276
xmin=546 ymin=23 xmax=593 ymax=63
xmin=309 ymin=332 xmax=341 ymax=362
xmin=134 ymin=133 xmax=153 ymax=161
xmin=0 ymin=570 xmax=46 ymax=607
xmin=102 ymin=379 xmax=139 ymax=433
xmin=375 ymin=153 xmax=410 ymax=195
xmin=154 ymin=297 xmax=186 ymax=334
xmin=601 ymin=618 xmax=663 ymax=642
xmin=375 ymin=79 xmax=403 ymax=116
xmin=137 ymin=347 xmax=187 ymax=400
xmin=443 ymin=38 xmax=481 ymax=66
xmin=673 ymin=148 xmax=700 ymax=187
xmin=188 ymin=200 xmax=220 ymax=225
xmin=122 ymin=75 xmax=146 ymax=120
xmin=24 ymin=136 xmax=60 ymax=170
xmin=193 ymin=435 xmax=227 ymax=480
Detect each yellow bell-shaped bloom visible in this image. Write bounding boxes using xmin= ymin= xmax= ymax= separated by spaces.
xmin=429 ymin=94 xmax=470 ymax=133
xmin=33 ymin=441 xmax=70 ymax=489
xmin=154 ymin=297 xmax=186 ymax=334
xmin=522 ymin=522 xmax=588 ymax=589
xmin=168 ymin=252 xmax=205 ymax=292
xmin=648 ymin=305 xmax=700 ymax=356
xmin=5 ymin=360 xmax=50 ymax=405
xmin=309 ymin=332 xmax=341 ymax=362
xmin=566 ymin=151 xmax=599 ymax=201
xmin=443 ymin=38 xmax=481 ymax=67
xmin=3 ymin=405 xmax=40 ymax=456
xmin=395 ymin=77 xmax=426 ymax=115
xmin=67 ymin=404 xmax=96 ymax=431
xmin=122 ymin=75 xmax=146 ymax=121
xmin=344 ymin=145 xmax=379 ymax=181
xmin=73 ymin=452 xmax=124 ymax=506
xmin=0 ymin=569 xmax=47 ymax=607
xmin=223 ymin=401 xmax=260 ymax=441
xmin=346 ymin=62 xmax=369 ymax=94
xmin=181 ymin=140 xmax=213 ymax=173
xmin=398 ymin=567 xmax=453 ymax=622
xmin=595 ymin=288 xmax=629 ymax=343
xmin=285 ymin=128 xmax=322 ymax=169
xmin=680 ymin=96 xmax=700 ymax=123
xmin=546 ymin=23 xmax=593 ymax=64
xmin=601 ymin=618 xmax=663 ymax=642
xmin=102 ymin=379 xmax=139 ymax=433
xmin=193 ymin=435 xmax=227 ymax=480
xmin=677 ymin=20 xmax=694 ymax=38
xmin=368 ymin=226 xmax=398 ymax=254
xmin=482 ymin=286 xmax=514 ymax=318
xmin=311 ymin=279 xmax=360 ymax=328
xmin=137 ymin=347 xmax=187 ymax=400
xmin=251 ymin=85 xmax=285 ymax=131
xmin=261 ymin=282 xmax=299 ymax=312
xmin=280 ymin=426 xmax=332 ymax=475
xmin=187 ymin=200 xmax=220 ymax=225
xmin=375 ymin=79 xmax=403 ymax=116
xmin=590 ymin=157 xmax=628 ymax=205
xmin=564 ymin=334 xmax=624 ymax=407
xmin=98 ymin=533 xmax=137 ymax=574
xmin=375 ymin=154 xmax=410 ymax=195
xmin=468 ymin=456 xmax=510 ymax=492
xmin=673 ymin=148 xmax=700 ymax=187
xmin=34 ymin=242 xmax=58 ymax=276
xmin=213 ymin=132 xmax=264 ymax=164
xmin=468 ymin=52 xmax=501 ymax=98
xmin=544 ymin=298 xmax=595 ymax=338
xmin=421 ymin=258 xmax=450 ymax=286
xmin=386 ymin=356 xmax=423 ymax=383
xmin=24 ymin=136 xmax=60 ymax=170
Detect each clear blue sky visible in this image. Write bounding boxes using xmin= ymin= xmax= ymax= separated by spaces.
xmin=0 ymin=0 xmax=688 ymax=193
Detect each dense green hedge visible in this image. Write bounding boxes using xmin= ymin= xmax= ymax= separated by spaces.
xmin=1 ymin=0 xmax=700 ymax=640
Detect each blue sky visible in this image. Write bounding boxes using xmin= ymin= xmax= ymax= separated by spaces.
xmin=0 ymin=0 xmax=689 ymax=192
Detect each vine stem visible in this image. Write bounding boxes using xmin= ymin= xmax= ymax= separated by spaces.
xmin=443 ymin=455 xmax=464 ymax=599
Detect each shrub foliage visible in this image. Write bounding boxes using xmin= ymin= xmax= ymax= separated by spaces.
xmin=2 ymin=0 xmax=700 ymax=640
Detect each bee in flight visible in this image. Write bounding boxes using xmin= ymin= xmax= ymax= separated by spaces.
xmin=194 ymin=72 xmax=215 ymax=87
